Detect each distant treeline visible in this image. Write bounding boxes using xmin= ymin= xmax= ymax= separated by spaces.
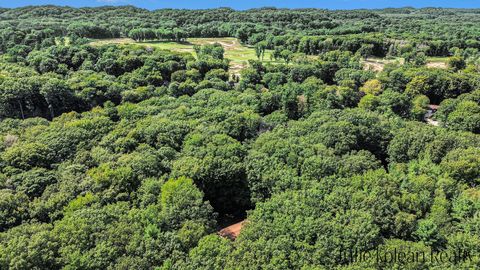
xmin=1 ymin=6 xmax=480 ymax=57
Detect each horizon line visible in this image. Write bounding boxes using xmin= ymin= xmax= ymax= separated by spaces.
xmin=2 ymin=4 xmax=480 ymax=11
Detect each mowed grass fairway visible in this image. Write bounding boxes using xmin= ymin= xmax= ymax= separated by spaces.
xmin=90 ymin=37 xmax=449 ymax=74
xmin=90 ymin=37 xmax=276 ymax=74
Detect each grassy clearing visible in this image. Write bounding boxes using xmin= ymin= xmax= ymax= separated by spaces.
xmin=426 ymin=57 xmax=448 ymax=69
xmin=362 ymin=57 xmax=404 ymax=72
xmin=90 ymin=38 xmax=450 ymax=73
xmin=89 ymin=37 xmax=278 ymax=74
xmin=363 ymin=56 xmax=448 ymax=71
xmin=427 ymin=56 xmax=449 ymax=62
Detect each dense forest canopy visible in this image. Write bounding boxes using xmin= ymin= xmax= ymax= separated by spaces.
xmin=0 ymin=5 xmax=480 ymax=270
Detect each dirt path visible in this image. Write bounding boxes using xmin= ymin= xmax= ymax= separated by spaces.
xmin=427 ymin=62 xmax=447 ymax=69
xmin=363 ymin=60 xmax=385 ymax=72
xmin=218 ymin=220 xmax=246 ymax=240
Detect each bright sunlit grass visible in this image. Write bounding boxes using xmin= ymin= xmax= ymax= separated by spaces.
xmin=89 ymin=37 xmax=278 ymax=74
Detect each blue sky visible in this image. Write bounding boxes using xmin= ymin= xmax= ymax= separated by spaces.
xmin=2 ymin=0 xmax=480 ymax=10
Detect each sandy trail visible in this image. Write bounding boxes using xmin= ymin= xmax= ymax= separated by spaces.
xmin=427 ymin=62 xmax=447 ymax=69
xmin=218 ymin=220 xmax=246 ymax=240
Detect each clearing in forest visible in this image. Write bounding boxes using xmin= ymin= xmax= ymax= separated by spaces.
xmin=426 ymin=60 xmax=448 ymax=69
xmin=363 ymin=56 xmax=448 ymax=71
xmin=90 ymin=38 xmax=449 ymax=74
xmin=89 ymin=37 xmax=276 ymax=75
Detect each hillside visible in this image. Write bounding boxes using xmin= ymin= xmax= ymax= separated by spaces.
xmin=0 ymin=6 xmax=479 ymax=270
